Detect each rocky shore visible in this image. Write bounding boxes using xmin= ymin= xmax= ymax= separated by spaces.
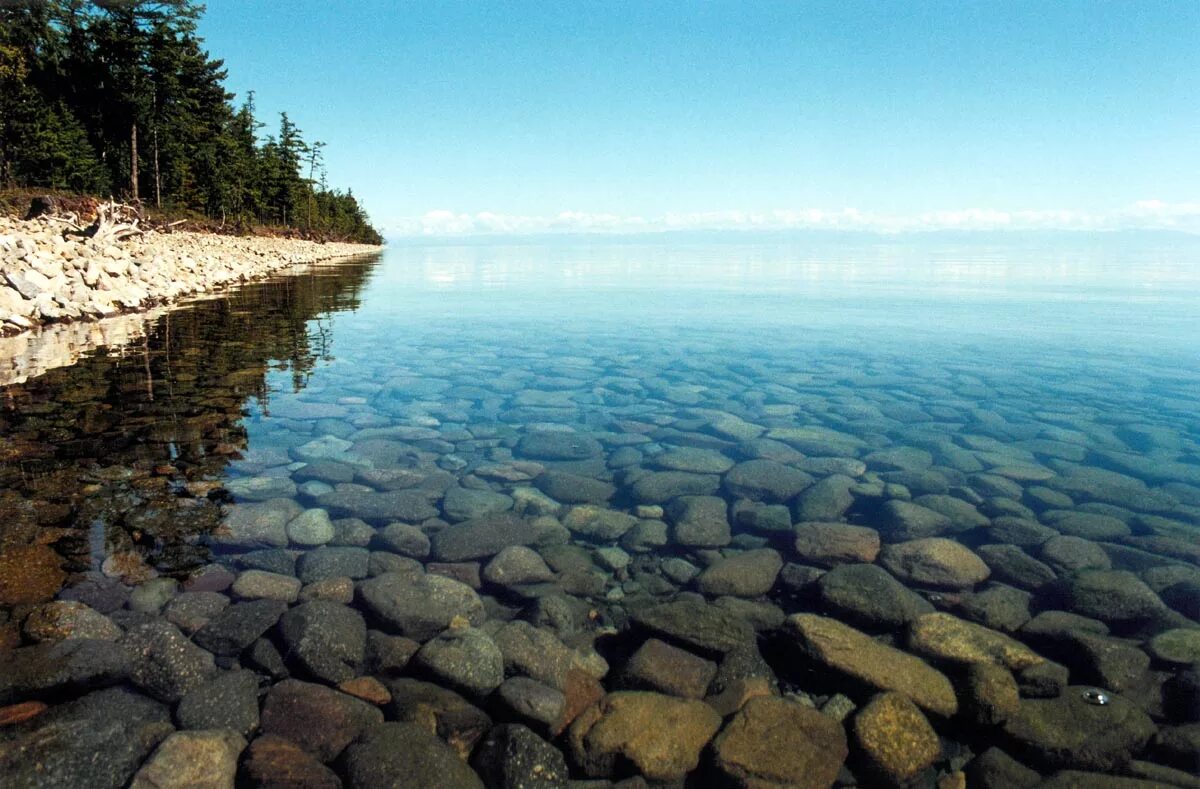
xmin=0 ymin=214 xmax=381 ymax=334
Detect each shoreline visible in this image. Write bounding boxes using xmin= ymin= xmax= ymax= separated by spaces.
xmin=0 ymin=214 xmax=382 ymax=336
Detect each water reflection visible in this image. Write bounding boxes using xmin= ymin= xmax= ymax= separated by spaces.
xmin=0 ymin=255 xmax=381 ymax=588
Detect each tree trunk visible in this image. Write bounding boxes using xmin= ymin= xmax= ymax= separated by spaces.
xmin=153 ymin=124 xmax=161 ymax=209
xmin=130 ymin=122 xmax=139 ymax=201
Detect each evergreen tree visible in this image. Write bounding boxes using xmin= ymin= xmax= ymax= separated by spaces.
xmin=0 ymin=0 xmax=381 ymax=243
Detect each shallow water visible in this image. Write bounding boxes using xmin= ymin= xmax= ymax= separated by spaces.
xmin=1 ymin=234 xmax=1199 ymax=786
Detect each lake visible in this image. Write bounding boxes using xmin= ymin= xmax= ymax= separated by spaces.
xmin=1 ymin=233 xmax=1199 ymax=787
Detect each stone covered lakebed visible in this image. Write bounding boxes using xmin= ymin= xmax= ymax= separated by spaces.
xmin=0 ymin=236 xmax=1199 ymax=788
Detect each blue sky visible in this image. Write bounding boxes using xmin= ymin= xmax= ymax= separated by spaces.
xmin=198 ymin=1 xmax=1200 ymax=236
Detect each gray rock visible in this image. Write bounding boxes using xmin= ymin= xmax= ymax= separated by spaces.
xmin=231 ymin=569 xmax=301 ymax=603
xmin=1042 ymin=510 xmax=1131 ymax=540
xmin=792 ymin=522 xmax=881 ymax=566
xmin=193 ymin=599 xmax=288 ymax=656
xmin=0 ymin=686 xmax=172 ymax=789
xmin=666 ymin=495 xmax=731 ymax=548
xmin=482 ymin=545 xmax=556 ymax=587
xmin=492 ymin=620 xmax=596 ymax=690
xmin=653 ymin=446 xmax=736 ymax=474
xmin=430 ymin=513 xmax=566 ymax=562
xmin=1050 ymin=569 xmax=1167 ymax=625
xmin=443 ymin=485 xmax=514 ymax=522
xmin=296 ymin=546 xmax=370 ymax=583
xmin=21 ymin=600 xmax=121 ymax=642
xmin=1063 ymin=632 xmax=1152 ymax=692
xmin=317 ymin=489 xmax=439 ymax=523
xmin=695 ymin=549 xmax=782 ymax=597
xmin=976 ymin=544 xmax=1057 ymax=590
xmin=955 ymin=583 xmax=1033 ymax=632
xmin=791 ymin=474 xmax=856 ymax=522
xmin=413 ymin=625 xmax=504 ymax=696
xmin=237 ymin=549 xmax=296 ymax=576
xmin=286 ymin=508 xmax=336 ymax=546
xmin=175 ymin=670 xmax=260 ymax=737
xmin=383 ymin=677 xmax=493 ymax=757
xmin=562 ymin=505 xmax=638 ymax=541
xmin=359 ymin=571 xmax=485 ymax=640
xmin=878 ymin=499 xmax=953 ymax=540
xmin=723 ymin=459 xmax=813 ymax=503
xmin=226 ymin=476 xmax=298 ymax=502
xmin=879 ymin=537 xmax=990 ymax=589
xmin=279 ymin=600 xmax=367 ymax=683
xmin=630 ymin=599 xmax=755 ymax=656
xmin=661 ymin=557 xmax=701 ymax=585
xmin=494 ymin=677 xmax=566 ymax=733
xmin=1039 ymin=535 xmax=1112 ymax=575
xmin=471 ymin=723 xmax=570 ymax=789
xmin=629 ymin=470 xmax=721 ymax=504
xmin=260 ymin=679 xmax=383 ymax=763
xmin=0 ymin=638 xmax=131 ymax=704
xmin=375 ymin=522 xmax=431 ymax=557
xmin=515 ymin=431 xmax=602 ymax=460
xmin=1002 ymin=686 xmax=1157 ymax=771
xmin=732 ymin=500 xmax=793 ymax=535
xmin=121 ymin=620 xmax=216 ymax=702
xmin=128 ymin=577 xmax=180 ymax=613
xmin=343 ymin=722 xmax=484 ymax=788
xmin=817 ymin=563 xmax=934 ymax=629
xmin=164 ymin=591 xmax=230 ymax=635
xmin=964 ymin=747 xmax=1042 ymax=789
xmin=619 ymin=515 xmax=667 ymax=553
xmin=535 ymin=471 xmax=615 ymax=504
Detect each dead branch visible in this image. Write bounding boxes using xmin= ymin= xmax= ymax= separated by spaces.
xmin=86 ymin=200 xmax=144 ymax=245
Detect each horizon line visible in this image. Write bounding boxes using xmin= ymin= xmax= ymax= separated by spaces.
xmin=380 ymin=200 xmax=1200 ymax=239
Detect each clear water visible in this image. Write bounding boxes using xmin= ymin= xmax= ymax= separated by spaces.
xmin=1 ymin=234 xmax=1199 ymax=785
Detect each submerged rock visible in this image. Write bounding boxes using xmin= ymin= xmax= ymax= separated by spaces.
xmin=817 ymin=563 xmax=934 ymax=629
xmin=793 ymin=522 xmax=880 ymax=566
xmin=879 ymin=537 xmax=990 ymax=589
xmin=621 ymin=638 xmax=717 ymax=699
xmin=359 ymin=571 xmax=484 ymax=641
xmin=785 ymin=614 xmax=958 ymax=717
xmin=568 ymin=691 xmax=722 ymax=780
xmin=665 ymin=495 xmax=731 ymax=547
xmin=128 ymin=729 xmax=245 ymax=789
xmin=343 ymin=721 xmax=485 ymax=789
xmin=713 ymin=695 xmax=848 ymax=789
xmin=241 ymin=735 xmax=342 ymax=789
xmin=0 ymin=686 xmax=172 ymax=789
xmin=471 ymin=723 xmax=570 ymax=789
xmin=853 ymin=691 xmax=941 ymax=784
xmin=696 ymin=548 xmax=782 ymax=597
xmin=630 ymin=599 xmax=755 ymax=656
xmin=175 ymin=670 xmax=260 ymax=737
xmin=278 ymin=600 xmax=367 ymax=684
xmin=259 ymin=679 xmax=383 ymax=763
xmin=413 ymin=625 xmax=504 ymax=696
xmin=1002 ymin=686 xmax=1156 ymax=771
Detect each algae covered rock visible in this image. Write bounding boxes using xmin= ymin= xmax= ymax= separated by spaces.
xmin=568 ymin=691 xmax=722 ymax=780
xmin=853 ymin=691 xmax=941 ymax=784
xmin=713 ymin=695 xmax=848 ymax=788
xmin=785 ymin=613 xmax=958 ymax=717
xmin=1001 ymin=686 xmax=1157 ymax=771
xmin=879 ymin=538 xmax=990 ymax=589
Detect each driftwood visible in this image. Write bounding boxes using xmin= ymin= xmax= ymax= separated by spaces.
xmin=34 ymin=197 xmax=145 ymax=244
